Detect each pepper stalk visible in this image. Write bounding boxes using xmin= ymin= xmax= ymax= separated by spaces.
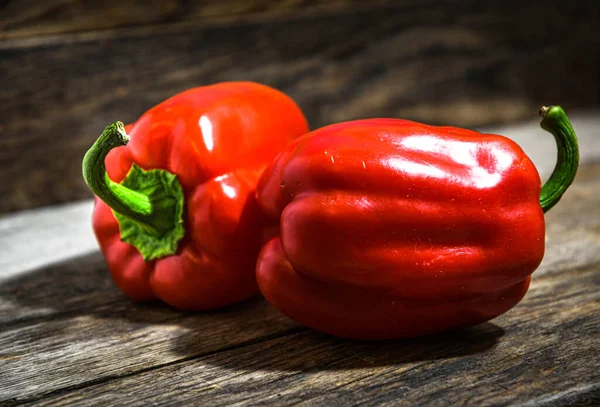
xmin=82 ymin=122 xmax=185 ymax=261
xmin=538 ymin=106 xmax=579 ymax=213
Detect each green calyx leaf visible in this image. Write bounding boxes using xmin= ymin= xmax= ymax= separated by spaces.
xmin=113 ymin=164 xmax=185 ymax=261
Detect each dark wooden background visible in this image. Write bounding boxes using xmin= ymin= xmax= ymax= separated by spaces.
xmin=1 ymin=0 xmax=599 ymax=214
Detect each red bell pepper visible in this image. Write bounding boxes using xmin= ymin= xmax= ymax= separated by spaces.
xmin=256 ymin=106 xmax=579 ymax=340
xmin=82 ymin=82 xmax=308 ymax=310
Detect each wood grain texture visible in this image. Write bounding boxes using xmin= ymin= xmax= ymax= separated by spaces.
xmin=25 ymin=268 xmax=600 ymax=407
xmin=0 ymin=162 xmax=598 ymax=406
xmin=0 ymin=0 xmax=599 ymax=213
xmin=0 ymin=263 xmax=303 ymax=402
xmin=0 ymin=0 xmax=392 ymax=39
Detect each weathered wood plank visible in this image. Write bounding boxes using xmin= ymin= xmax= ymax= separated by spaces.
xmin=0 ymin=200 xmax=96 ymax=279
xmin=1 ymin=0 xmax=599 ymax=213
xmin=17 ymin=252 xmax=600 ymax=406
xmin=0 ymin=162 xmax=598 ymax=405
xmin=0 ymin=292 xmax=304 ymax=403
xmin=0 ymin=0 xmax=392 ymax=39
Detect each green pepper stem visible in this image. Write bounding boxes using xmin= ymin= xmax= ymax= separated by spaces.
xmin=538 ymin=106 xmax=580 ymax=213
xmin=82 ymin=122 xmax=165 ymax=236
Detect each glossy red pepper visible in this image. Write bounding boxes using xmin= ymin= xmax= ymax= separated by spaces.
xmin=256 ymin=106 xmax=579 ymax=340
xmin=82 ymin=82 xmax=308 ymax=310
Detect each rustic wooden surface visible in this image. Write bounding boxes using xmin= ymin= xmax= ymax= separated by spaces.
xmin=1 ymin=116 xmax=599 ymax=405
xmin=1 ymin=0 xmax=599 ymax=213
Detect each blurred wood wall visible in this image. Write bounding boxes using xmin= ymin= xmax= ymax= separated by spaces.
xmin=1 ymin=0 xmax=599 ymax=213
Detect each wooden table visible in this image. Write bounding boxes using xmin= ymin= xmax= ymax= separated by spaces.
xmin=1 ymin=114 xmax=599 ymax=406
